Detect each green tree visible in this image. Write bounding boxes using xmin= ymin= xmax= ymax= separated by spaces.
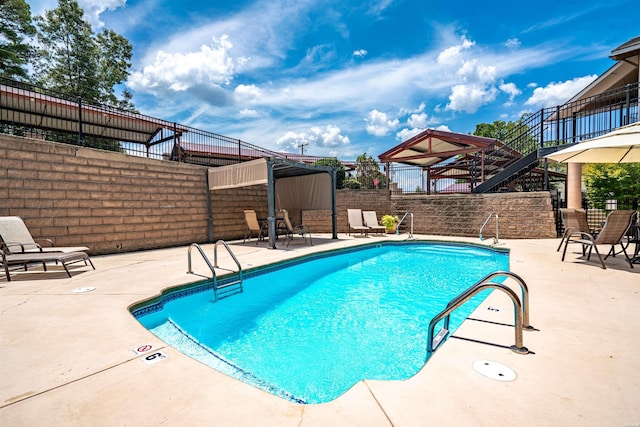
xmin=583 ymin=163 xmax=640 ymax=208
xmin=34 ymin=0 xmax=133 ymax=108
xmin=355 ymin=153 xmax=386 ymax=189
xmin=0 ymin=0 xmax=37 ymax=80
xmin=313 ymin=158 xmax=346 ymax=188
xmin=472 ymin=120 xmax=518 ymax=141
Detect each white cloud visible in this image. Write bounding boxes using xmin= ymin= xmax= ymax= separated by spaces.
xmin=407 ymin=112 xmax=428 ymax=128
xmin=234 ymin=84 xmax=262 ymax=103
xmin=395 ymin=124 xmax=450 ymax=141
xmin=446 ymin=84 xmax=499 ymax=113
xmin=525 ymin=75 xmax=597 ymax=107
xmin=128 ymin=35 xmax=235 ymax=102
xmin=499 ymin=81 xmax=522 ymax=104
xmin=353 ymin=49 xmax=368 ymax=58
xmin=239 ymin=109 xmax=260 ymax=117
xmin=436 ymin=35 xmax=475 ymax=65
xmin=365 ymin=110 xmax=400 ymax=136
xmin=505 ymin=38 xmax=521 ymax=49
xmin=395 ymin=127 xmax=423 ymax=141
xmin=80 ymin=0 xmax=126 ymax=27
xmin=276 ymin=125 xmax=350 ymax=151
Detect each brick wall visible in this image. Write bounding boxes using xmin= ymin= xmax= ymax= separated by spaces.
xmin=390 ymin=192 xmax=556 ymax=239
xmin=1 ymin=135 xmax=556 ymax=255
xmin=305 ymin=190 xmax=556 ymax=239
xmin=0 ymin=135 xmax=210 ymax=254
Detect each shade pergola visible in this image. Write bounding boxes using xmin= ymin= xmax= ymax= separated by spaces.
xmin=208 ymin=158 xmax=338 ymax=248
xmin=378 ymin=128 xmax=497 ymax=166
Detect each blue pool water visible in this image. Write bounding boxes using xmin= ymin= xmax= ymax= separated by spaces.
xmin=133 ymin=242 xmax=509 ymax=404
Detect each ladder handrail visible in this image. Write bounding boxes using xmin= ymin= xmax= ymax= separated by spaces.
xmin=396 ymin=212 xmax=414 ymax=237
xmin=479 ymin=212 xmax=499 ymax=244
xmin=187 ymin=242 xmax=216 ymax=278
xmin=187 ymin=241 xmax=243 ymax=301
xmin=214 ymin=239 xmax=243 ymax=281
xmin=427 ymin=272 xmax=531 ymax=356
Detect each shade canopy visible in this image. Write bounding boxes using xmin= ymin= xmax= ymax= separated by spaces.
xmin=378 ymin=128 xmax=497 ymax=167
xmin=208 ymin=158 xmax=337 ymax=248
xmin=545 ymin=122 xmax=640 ymax=163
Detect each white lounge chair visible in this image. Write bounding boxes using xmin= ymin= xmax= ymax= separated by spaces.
xmin=1 ymin=248 xmax=95 ymax=281
xmin=362 ymin=211 xmax=386 ymax=236
xmin=347 ymin=209 xmax=369 ymax=237
xmin=0 ymin=216 xmax=89 ymax=254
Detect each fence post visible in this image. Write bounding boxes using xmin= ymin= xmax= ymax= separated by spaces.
xmin=77 ymin=97 xmax=83 ymax=145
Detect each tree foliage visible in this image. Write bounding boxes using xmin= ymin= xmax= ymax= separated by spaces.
xmin=0 ymin=0 xmax=36 ymax=80
xmin=313 ymin=158 xmax=346 ymax=188
xmin=583 ymin=163 xmax=640 ymax=208
xmin=355 ymin=153 xmax=386 ymax=189
xmin=34 ymin=0 xmax=133 ymax=109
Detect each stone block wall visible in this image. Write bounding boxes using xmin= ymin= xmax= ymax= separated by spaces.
xmin=390 ymin=192 xmax=556 ymax=239
xmin=0 ymin=135 xmax=210 ymax=254
xmin=1 ymin=135 xmax=556 ymax=255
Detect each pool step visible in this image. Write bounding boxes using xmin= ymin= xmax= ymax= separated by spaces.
xmin=214 ymin=279 xmax=243 ymax=301
xmin=431 ymin=328 xmax=449 ymax=351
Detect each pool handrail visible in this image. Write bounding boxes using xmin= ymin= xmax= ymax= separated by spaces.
xmin=396 ymin=211 xmax=413 ymax=237
xmin=479 ymin=212 xmax=499 ymax=244
xmin=187 ymin=241 xmax=243 ymax=301
xmin=427 ymin=271 xmax=532 ymax=356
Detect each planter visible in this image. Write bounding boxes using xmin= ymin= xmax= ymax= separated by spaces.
xmin=386 ymin=224 xmax=397 ymax=234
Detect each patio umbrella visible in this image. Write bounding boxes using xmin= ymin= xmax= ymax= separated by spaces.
xmin=545 ymin=122 xmax=640 ymax=163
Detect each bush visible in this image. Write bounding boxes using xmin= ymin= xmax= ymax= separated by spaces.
xmin=343 ymin=178 xmax=361 ymax=189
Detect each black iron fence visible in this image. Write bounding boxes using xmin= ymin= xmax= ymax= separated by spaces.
xmin=0 ymin=77 xmax=303 ymax=166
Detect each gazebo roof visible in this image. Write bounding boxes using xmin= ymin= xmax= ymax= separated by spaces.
xmin=378 ymin=128 xmax=497 ymax=167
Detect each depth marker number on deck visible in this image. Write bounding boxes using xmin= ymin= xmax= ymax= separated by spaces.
xmin=143 ymin=351 xmax=168 ymax=365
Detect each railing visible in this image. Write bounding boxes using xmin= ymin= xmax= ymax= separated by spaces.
xmin=384 ymin=83 xmax=638 ymax=195
xmin=187 ymin=241 xmax=243 ymax=301
xmin=396 ymin=212 xmax=413 ymax=237
xmin=427 ymin=271 xmax=533 ymax=356
xmin=0 ymin=77 xmax=338 ymax=168
xmin=187 ymin=243 xmax=216 ymax=278
xmin=479 ymin=212 xmax=499 ymax=244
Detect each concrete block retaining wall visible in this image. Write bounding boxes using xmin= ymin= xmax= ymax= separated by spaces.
xmin=1 ymin=135 xmax=556 ymax=254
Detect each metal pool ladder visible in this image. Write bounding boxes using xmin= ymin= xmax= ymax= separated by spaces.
xmin=187 ymin=240 xmax=243 ymax=301
xmin=427 ymin=271 xmax=534 ymax=357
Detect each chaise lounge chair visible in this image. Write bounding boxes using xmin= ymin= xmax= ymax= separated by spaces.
xmin=362 ymin=211 xmax=386 ymax=236
xmin=347 ymin=209 xmax=369 ymax=237
xmin=0 ymin=216 xmax=89 ymax=254
xmin=561 ymin=209 xmax=636 ymax=269
xmin=1 ymin=247 xmax=95 ymax=281
xmin=280 ymin=209 xmax=312 ymax=247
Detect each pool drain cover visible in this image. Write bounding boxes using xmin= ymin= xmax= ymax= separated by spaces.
xmin=472 ymin=360 xmax=516 ymax=381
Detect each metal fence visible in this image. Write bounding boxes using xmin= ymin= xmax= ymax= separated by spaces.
xmin=0 ymin=77 xmax=307 ymax=166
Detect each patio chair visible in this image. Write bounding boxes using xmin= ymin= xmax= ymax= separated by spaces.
xmin=0 ymin=216 xmax=89 ymax=254
xmin=243 ymin=210 xmax=265 ymax=245
xmin=557 ymin=209 xmax=592 ymax=252
xmin=280 ymin=209 xmax=312 ymax=247
xmin=1 ymin=247 xmax=95 ymax=282
xmin=362 ymin=211 xmax=386 ymax=236
xmin=561 ymin=210 xmax=637 ymax=269
xmin=347 ymin=209 xmax=369 ymax=237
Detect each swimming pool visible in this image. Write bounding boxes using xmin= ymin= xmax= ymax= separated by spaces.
xmin=132 ymin=241 xmax=509 ymax=404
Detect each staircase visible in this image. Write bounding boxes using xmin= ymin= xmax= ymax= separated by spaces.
xmin=472 ymin=83 xmax=639 ymax=193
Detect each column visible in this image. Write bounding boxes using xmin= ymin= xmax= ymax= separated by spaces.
xmin=567 ymin=163 xmax=583 ymax=209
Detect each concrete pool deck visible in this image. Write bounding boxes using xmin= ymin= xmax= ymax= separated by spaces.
xmin=1 ymin=234 xmax=639 ymax=426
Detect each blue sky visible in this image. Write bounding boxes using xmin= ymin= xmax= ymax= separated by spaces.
xmin=27 ymin=0 xmax=639 ymax=160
